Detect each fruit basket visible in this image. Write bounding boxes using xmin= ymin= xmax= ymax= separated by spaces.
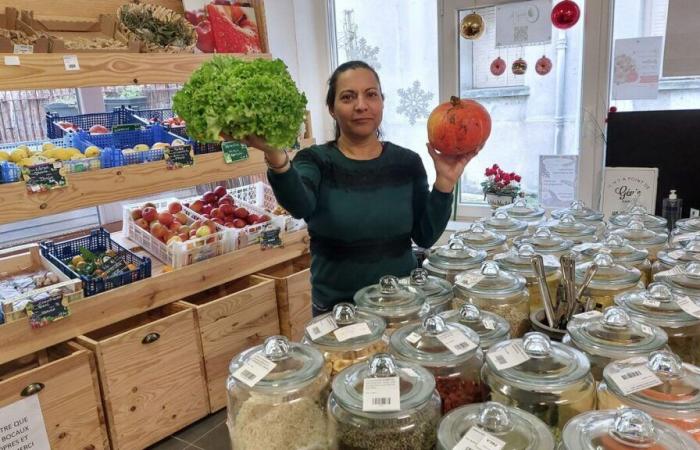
xmin=229 ymin=181 xmax=306 ymax=232
xmin=0 ymin=134 xmax=102 ymax=177
xmin=45 ymin=106 xmax=130 ymax=139
xmin=40 ymin=228 xmax=151 ymax=297
xmin=80 ymin=123 xmax=189 ymax=168
xmin=122 ymin=197 xmax=235 ymax=269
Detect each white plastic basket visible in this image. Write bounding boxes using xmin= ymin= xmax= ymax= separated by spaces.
xmin=228 ymin=181 xmax=307 ymax=233
xmin=122 ymin=197 xmax=235 ymax=268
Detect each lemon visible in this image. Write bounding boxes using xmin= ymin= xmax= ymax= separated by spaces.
xmin=70 ymin=154 xmax=85 ymax=160
xmin=10 ymin=148 xmax=28 ymax=163
xmin=41 ymin=142 xmax=55 ymax=152
xmin=134 ymin=144 xmax=150 ymax=152
xmin=16 ymin=144 xmax=29 ymax=151
xmin=55 ymin=149 xmax=71 ymax=161
xmin=151 ymin=142 xmax=169 ymax=150
xmin=0 ymin=151 xmax=9 ymax=161
xmin=84 ymin=146 xmax=101 ymax=158
xmin=65 ymin=147 xmax=81 ymax=156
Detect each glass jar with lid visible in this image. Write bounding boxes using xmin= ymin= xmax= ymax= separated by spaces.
xmin=437 ymin=402 xmax=555 ymax=450
xmin=390 ymin=314 xmax=485 ymax=414
xmin=609 ymin=205 xmax=669 ymax=234
xmin=441 ymin=303 xmax=511 ymax=351
xmin=303 ymin=303 xmax=388 ymax=377
xmin=422 ymin=239 xmax=488 ymax=283
xmin=611 ymin=219 xmax=669 ymax=261
xmin=552 ymin=200 xmax=605 ymax=225
xmin=453 ymin=261 xmax=530 ymax=337
xmin=545 ymin=214 xmax=600 ymax=244
xmin=513 ymin=226 xmax=576 ymax=258
xmin=654 ymin=262 xmax=700 ymax=298
xmin=496 ymin=197 xmax=546 ymax=232
xmin=560 ymin=408 xmax=700 ymax=450
xmin=575 ymin=250 xmax=643 ymax=309
xmin=451 ymin=222 xmax=508 ymax=258
xmin=563 ymin=306 xmax=668 ymax=380
xmin=597 ymin=350 xmax=700 ymax=444
xmin=354 ymin=275 xmax=429 ymax=335
xmin=226 ymin=335 xmax=331 ymax=450
xmin=480 ymin=210 xmax=529 ymax=244
xmin=328 ymin=353 xmax=441 ymax=450
xmin=482 ymin=332 xmax=596 ymax=440
xmin=495 ymin=244 xmax=561 ymax=311
xmin=654 ymin=236 xmax=700 ymax=275
xmin=399 ymin=268 xmax=453 ymax=314
xmin=615 ymin=284 xmax=700 ymax=365
xmin=575 ymin=235 xmax=652 ymax=286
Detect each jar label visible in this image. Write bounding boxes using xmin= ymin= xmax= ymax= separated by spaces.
xmin=574 ymin=310 xmax=603 ymax=320
xmin=334 ymin=322 xmax=372 ymax=342
xmin=437 ymin=329 xmax=477 ymax=356
xmin=609 ymin=365 xmax=662 ymax=396
xmin=306 ymin=316 xmax=338 ymax=341
xmin=454 ymin=426 xmax=506 ymax=450
xmin=677 ymin=296 xmax=700 ymax=319
xmin=362 ymin=377 xmax=400 ymax=412
xmin=460 ymin=273 xmax=485 ymax=288
xmin=482 ymin=318 xmax=496 ymax=330
xmin=642 ymin=298 xmax=661 ymax=308
xmin=487 ymin=341 xmax=530 ymax=370
xmin=232 ymin=354 xmax=276 ymax=387
xmin=406 ymin=332 xmax=422 ymax=344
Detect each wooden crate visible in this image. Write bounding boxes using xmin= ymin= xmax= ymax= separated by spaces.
xmin=178 ymin=275 xmax=279 ymax=412
xmin=0 ymin=341 xmax=109 ymax=450
xmin=257 ymin=255 xmax=311 ymax=341
xmin=76 ymin=303 xmax=208 ymax=450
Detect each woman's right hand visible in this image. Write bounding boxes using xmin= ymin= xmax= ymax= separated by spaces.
xmin=220 ymin=132 xmax=289 ymax=171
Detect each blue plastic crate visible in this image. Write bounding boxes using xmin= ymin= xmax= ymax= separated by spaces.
xmin=0 ymin=135 xmax=103 ymax=176
xmin=45 ymin=107 xmax=131 ymax=139
xmin=0 ymin=161 xmax=20 ymax=183
xmin=40 ymin=228 xmax=151 ymax=297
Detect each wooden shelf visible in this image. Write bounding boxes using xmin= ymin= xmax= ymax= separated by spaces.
xmin=0 ymin=229 xmax=310 ymax=365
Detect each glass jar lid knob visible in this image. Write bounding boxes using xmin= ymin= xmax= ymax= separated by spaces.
xmin=648 ymin=350 xmax=683 ymax=379
xmin=522 ymin=332 xmax=552 ymax=357
xmin=264 ymin=335 xmax=290 ymax=362
xmin=478 ymin=402 xmax=513 ymax=434
xmin=447 ymin=238 xmax=466 ymax=251
xmin=379 ymin=275 xmax=401 ymax=295
xmin=628 ymin=219 xmax=646 ymax=231
xmin=571 ymin=200 xmax=585 ymax=211
xmin=517 ymin=244 xmax=536 ymax=258
xmin=513 ymin=197 xmax=528 ymax=208
xmin=630 ymin=205 xmax=648 ymax=215
xmin=481 ymin=261 xmax=500 ymax=277
xmin=610 ymin=409 xmax=657 ymax=447
xmin=459 ymin=304 xmax=482 ymax=322
xmin=333 ymin=302 xmax=357 ymax=325
xmin=647 ymin=284 xmax=673 ymax=303
xmin=470 ymin=222 xmax=486 ymax=233
xmin=494 ymin=211 xmax=509 ymax=220
xmin=604 ymin=234 xmax=626 ymax=248
xmin=533 ymin=227 xmax=552 ymax=239
xmin=560 ymin=213 xmax=576 ymax=225
xmin=368 ymin=353 xmax=398 ymax=378
xmin=410 ymin=268 xmax=429 ymax=286
xmin=593 ymin=250 xmax=615 ymax=268
xmin=685 ymin=263 xmax=700 ymax=279
xmin=602 ymin=307 xmax=631 ymax=328
xmin=421 ymin=314 xmax=447 ymax=336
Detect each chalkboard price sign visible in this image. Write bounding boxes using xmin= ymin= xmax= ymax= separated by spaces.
xmin=26 ymin=290 xmax=70 ymax=329
xmin=222 ymin=141 xmax=249 ymax=164
xmin=23 ymin=162 xmax=67 ymax=193
xmin=260 ymin=224 xmax=283 ymax=250
xmin=164 ymin=144 xmax=195 ymax=169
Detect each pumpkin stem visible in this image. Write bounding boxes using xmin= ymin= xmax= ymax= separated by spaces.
xmin=450 ymin=96 xmax=460 ymax=106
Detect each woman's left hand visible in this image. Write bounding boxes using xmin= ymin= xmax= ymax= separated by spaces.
xmin=427 ymin=143 xmax=476 ymax=193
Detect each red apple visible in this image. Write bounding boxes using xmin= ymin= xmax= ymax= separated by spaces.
xmin=233 ymin=218 xmax=247 ymax=228
xmin=246 ymin=213 xmax=260 ymax=225
xmin=168 ymin=202 xmax=182 ymax=214
xmin=174 ymin=212 xmax=188 ymax=225
xmin=224 ymin=221 xmax=236 ymax=228
xmin=130 ymin=208 xmax=143 ymax=220
xmin=219 ymin=203 xmax=235 ymax=217
xmin=201 ymin=204 xmax=213 ymax=216
xmin=234 ymin=207 xmax=249 ymax=219
xmin=162 ymin=231 xmax=175 ymax=243
xmin=212 ymin=218 xmax=224 ymax=225
xmin=203 ymin=220 xmax=217 ymax=234
xmin=190 ymin=200 xmax=204 ymax=213
xmin=218 ymin=195 xmax=235 ymax=206
xmin=135 ymin=218 xmax=149 ymax=230
xmin=202 ymin=214 xmax=211 ymax=219
xmin=179 ymin=225 xmax=191 ymax=235
xmin=256 ymin=216 xmax=269 ymax=224
xmin=213 ymin=185 xmax=227 ymax=199
xmin=142 ymin=206 xmax=157 ymax=223
xmin=158 ymin=212 xmax=174 ymax=226
xmin=89 ymin=124 xmax=109 ymax=134
xmin=202 ymin=191 xmax=217 ymax=204
xmin=211 ymin=207 xmax=225 ymax=220
xmin=169 ymin=221 xmax=182 ymax=232
xmin=150 ymin=222 xmax=166 ymax=239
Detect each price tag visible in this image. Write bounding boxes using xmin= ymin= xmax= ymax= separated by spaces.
xmin=260 ymin=224 xmax=283 ymax=250
xmin=487 ymin=341 xmax=530 ymax=370
xmin=459 ymin=272 xmax=484 ymax=288
xmin=609 ymin=365 xmax=662 ymax=395
xmin=13 ymin=44 xmax=33 ymax=54
xmin=232 ymin=354 xmax=276 ymax=387
xmin=63 ymin=55 xmax=80 ymax=71
xmin=306 ymin=316 xmax=338 ymax=340
xmin=454 ymin=426 xmax=506 ymax=450
xmin=676 ymin=296 xmax=700 ymax=318
xmin=574 ymin=310 xmax=603 ymax=320
xmin=482 ymin=317 xmax=496 ymax=330
xmin=643 ymin=298 xmax=661 ymax=308
xmin=641 ymin=324 xmax=653 ymax=335
xmin=334 ymin=322 xmax=372 ymax=342
xmin=164 ymin=144 xmax=194 ymax=169
xmin=406 ymin=332 xmax=421 ymax=344
xmin=437 ymin=329 xmax=477 ymax=356
xmin=222 ymin=141 xmax=249 ymax=164
xmin=25 ymin=290 xmax=70 ymax=329
xmin=4 ymin=55 xmax=20 ymax=66
xmin=111 ymin=123 xmax=142 ymax=132
xmin=22 ymin=162 xmax=67 ymax=193
xmin=362 ymin=377 xmax=400 ymax=412
xmin=542 ymin=254 xmax=560 ymax=267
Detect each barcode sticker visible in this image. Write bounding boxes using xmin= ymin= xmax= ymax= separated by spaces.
xmin=4 ymin=56 xmax=20 ymax=66
xmin=232 ymin=354 xmax=276 ymax=387
xmin=459 ymin=272 xmax=485 ymax=288
xmin=406 ymin=332 xmax=422 ymax=344
xmin=437 ymin=329 xmax=477 ymax=356
xmin=542 ymin=255 xmax=560 ymax=267
xmin=334 ymin=322 xmax=372 ymax=342
xmin=362 ymin=377 xmax=400 ymax=412
xmin=487 ymin=341 xmax=530 ymax=370
xmin=13 ymin=44 xmax=33 ymax=54
xmin=609 ymin=365 xmax=662 ymax=395
xmin=574 ymin=310 xmax=603 ymax=320
xmin=641 ymin=324 xmax=653 ymax=335
xmin=677 ymin=295 xmax=700 ymax=319
xmin=643 ymin=298 xmax=661 ymax=308
xmin=306 ymin=316 xmax=338 ymax=341
xmin=454 ymin=426 xmax=506 ymax=450
xmin=63 ymin=55 xmax=80 ymax=71
xmin=482 ymin=318 xmax=496 ymax=330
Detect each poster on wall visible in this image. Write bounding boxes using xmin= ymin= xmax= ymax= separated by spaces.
xmin=601 ymin=167 xmax=659 ymax=218
xmin=538 ymin=155 xmax=578 ymax=207
xmin=612 ymin=36 xmax=663 ymax=100
xmin=495 ymin=0 xmax=552 ymax=47
xmin=182 ymin=1 xmax=262 ymax=54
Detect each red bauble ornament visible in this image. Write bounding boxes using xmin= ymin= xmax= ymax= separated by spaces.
xmin=427 ymin=96 xmax=492 ymax=156
xmin=551 ymin=0 xmax=580 ymax=29
xmin=490 ymin=57 xmax=506 ymax=76
xmin=536 ymin=55 xmax=552 ymax=75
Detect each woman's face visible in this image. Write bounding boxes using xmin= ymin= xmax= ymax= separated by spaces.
xmin=330 ymin=68 xmax=384 ymax=139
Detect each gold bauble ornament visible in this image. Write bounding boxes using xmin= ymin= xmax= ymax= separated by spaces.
xmin=460 ymin=13 xmax=485 ymax=40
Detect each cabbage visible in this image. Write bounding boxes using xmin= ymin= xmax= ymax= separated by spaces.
xmin=173 ymin=57 xmax=307 ymax=148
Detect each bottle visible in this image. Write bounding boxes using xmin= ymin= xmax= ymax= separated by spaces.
xmin=662 ymin=190 xmax=683 ymax=231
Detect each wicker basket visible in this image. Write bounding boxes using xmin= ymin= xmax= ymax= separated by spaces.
xmin=117 ymin=2 xmax=196 ymax=54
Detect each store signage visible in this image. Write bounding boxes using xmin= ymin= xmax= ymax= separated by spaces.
xmin=222 ymin=141 xmax=249 ymax=164
xmin=495 ymin=0 xmax=552 ymax=47
xmin=260 ymin=224 xmax=282 ymax=250
xmin=612 ymin=37 xmax=663 ymax=100
xmin=23 ymin=162 xmax=68 ymax=193
xmin=601 ymin=167 xmax=658 ymax=218
xmin=539 ymin=155 xmax=578 ymax=207
xmin=63 ymin=55 xmax=79 ymax=71
xmin=111 ymin=123 xmax=142 ymax=132
xmin=164 ymin=144 xmax=195 ymax=169
xmin=0 ymin=396 xmax=51 ymax=450
xmin=26 ymin=290 xmax=70 ymax=329
xmin=13 ymin=44 xmax=33 ymax=54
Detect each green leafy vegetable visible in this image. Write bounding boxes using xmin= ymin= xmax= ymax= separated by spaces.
xmin=173 ymin=57 xmax=308 ymax=148
xmin=79 ymin=247 xmax=96 ymax=263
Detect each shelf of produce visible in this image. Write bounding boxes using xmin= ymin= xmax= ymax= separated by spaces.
xmin=0 ymin=52 xmax=271 ymax=90
xmin=0 ymin=229 xmax=309 ymax=365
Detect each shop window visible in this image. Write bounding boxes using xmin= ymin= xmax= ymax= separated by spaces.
xmin=102 ymin=83 xmax=182 ymax=111
xmin=0 ymin=88 xmax=78 ymax=143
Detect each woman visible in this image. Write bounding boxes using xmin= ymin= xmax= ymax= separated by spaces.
xmin=245 ymin=60 xmax=473 ymax=316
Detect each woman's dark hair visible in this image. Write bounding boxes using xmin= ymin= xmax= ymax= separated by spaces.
xmin=326 ymin=60 xmax=384 ymax=141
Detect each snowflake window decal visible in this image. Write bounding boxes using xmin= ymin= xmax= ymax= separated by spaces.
xmin=397 ymin=81 xmax=434 ymax=125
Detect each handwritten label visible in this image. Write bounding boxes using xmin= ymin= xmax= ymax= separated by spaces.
xmin=232 ymin=354 xmax=276 ymax=387
xmin=164 ymin=144 xmax=194 ymax=169
xmin=222 ymin=141 xmax=249 ymax=164
xmin=454 ymin=426 xmax=506 ymax=450
xmin=63 ymin=55 xmax=79 ymax=71
xmin=0 ymin=396 xmax=51 ymax=450
xmin=25 ymin=290 xmax=70 ymax=329
xmin=4 ymin=55 xmax=20 ymax=66
xmin=23 ymin=162 xmax=67 ymax=193
xmin=13 ymin=44 xmax=33 ymax=54
xmin=260 ymin=225 xmax=283 ymax=250
xmin=362 ymin=377 xmax=400 ymax=412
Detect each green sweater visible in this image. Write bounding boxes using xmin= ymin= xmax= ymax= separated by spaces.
xmin=268 ymin=141 xmax=453 ymax=312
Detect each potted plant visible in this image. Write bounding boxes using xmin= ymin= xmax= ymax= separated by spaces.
xmin=481 ymin=164 xmax=521 ymax=208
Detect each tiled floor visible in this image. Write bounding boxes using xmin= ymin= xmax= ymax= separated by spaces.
xmin=147 ymin=410 xmax=230 ymax=450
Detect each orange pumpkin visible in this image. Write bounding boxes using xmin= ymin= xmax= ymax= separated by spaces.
xmin=427 ymin=96 xmax=491 ymax=155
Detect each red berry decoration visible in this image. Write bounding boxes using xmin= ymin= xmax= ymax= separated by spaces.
xmin=535 ymin=55 xmax=552 ymax=75
xmin=490 ymin=57 xmax=506 ymax=76
xmin=512 ymin=58 xmax=527 ymax=75
xmin=551 ymin=0 xmax=580 ymax=30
